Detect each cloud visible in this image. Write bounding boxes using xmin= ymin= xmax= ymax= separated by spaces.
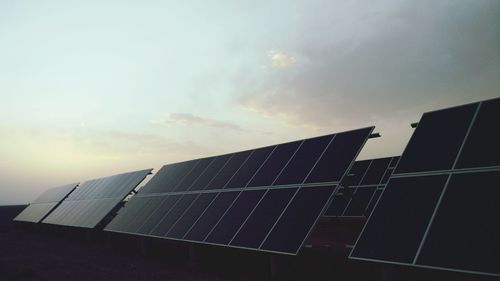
xmin=268 ymin=50 xmax=296 ymax=68
xmin=160 ymin=113 xmax=243 ymax=131
xmin=234 ymin=0 xmax=500 ymax=134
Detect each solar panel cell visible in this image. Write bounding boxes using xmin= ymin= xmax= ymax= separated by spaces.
xmin=274 ymin=135 xmax=333 ymax=185
xmin=247 ymin=141 xmax=302 ymax=187
xmin=230 ymin=187 xmax=297 ymax=248
xmin=306 ymin=128 xmax=372 ymax=183
xmin=350 ymin=175 xmax=448 ymax=263
xmin=260 ymin=186 xmax=335 ymax=253
xmin=167 ymin=192 xmax=217 ymax=239
xmin=184 ymin=191 xmax=240 ymax=241
xmin=456 ymin=98 xmax=500 ymax=169
xmin=395 ymin=103 xmax=477 ymax=174
xmin=205 ymin=190 xmax=266 ymax=244
xmin=225 ymin=146 xmax=275 ymax=189
xmin=416 ymin=171 xmax=500 ymax=275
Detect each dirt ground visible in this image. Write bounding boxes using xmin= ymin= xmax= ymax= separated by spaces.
xmin=2 ymin=205 xmax=497 ymax=281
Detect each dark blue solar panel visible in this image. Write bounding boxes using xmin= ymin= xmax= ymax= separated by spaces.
xmin=306 ymin=128 xmax=373 ymax=183
xmin=207 ymin=150 xmax=252 ymax=189
xmin=184 ymin=191 xmax=240 ymax=241
xmin=205 ymin=190 xmax=266 ymax=244
xmin=395 ymin=103 xmax=477 ymax=174
xmin=188 ymin=155 xmax=232 ymax=191
xmin=260 ymin=186 xmax=335 ymax=253
xmin=456 ymin=98 xmax=500 ymax=169
xmin=225 ymin=146 xmax=275 ymax=189
xmin=274 ymin=135 xmax=333 ymax=185
xmin=247 ymin=141 xmax=301 ymax=187
xmin=350 ymin=175 xmax=448 ymax=263
xmin=230 ymin=188 xmax=297 ymax=248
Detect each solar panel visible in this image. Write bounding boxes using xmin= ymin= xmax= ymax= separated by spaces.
xmin=323 ymin=156 xmax=399 ymax=218
xmin=42 ymin=169 xmax=151 ymax=228
xmin=13 ymin=183 xmax=78 ymax=223
xmin=350 ymin=97 xmax=500 ymax=277
xmin=105 ymin=127 xmax=374 ymax=255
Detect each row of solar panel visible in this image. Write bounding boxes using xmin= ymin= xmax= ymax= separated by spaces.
xmin=107 ymin=186 xmax=335 ymax=254
xmin=15 ymin=127 xmax=373 ymax=255
xmin=324 ymin=156 xmax=399 ymax=217
xmin=66 ymin=170 xmax=152 ymax=201
xmin=141 ymin=128 xmax=372 ymax=194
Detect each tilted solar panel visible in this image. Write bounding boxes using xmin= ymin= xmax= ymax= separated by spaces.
xmin=42 ymin=169 xmax=152 ymax=228
xmin=324 ymin=156 xmax=399 ymax=218
xmin=350 ymin=97 xmax=500 ymax=277
xmin=13 ymin=183 xmax=78 ymax=223
xmin=105 ymin=127 xmax=374 ymax=255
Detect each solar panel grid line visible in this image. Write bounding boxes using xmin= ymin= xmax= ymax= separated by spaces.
xmin=411 ymin=101 xmax=482 ymax=264
xmin=269 ymin=140 xmax=306 ymax=186
xmin=204 ymin=153 xmax=236 ymax=189
xmin=292 ymin=134 xmax=337 ymax=185
xmin=227 ymin=189 xmax=271 ymax=245
xmin=180 ymin=192 xmax=222 ymax=239
xmin=163 ymin=193 xmax=203 ymax=236
xmin=242 ymin=145 xmax=279 ymax=188
xmin=223 ymin=149 xmax=259 ymax=189
xmin=127 ymin=196 xmax=165 ymax=233
xmin=257 ymin=187 xmax=301 ymax=250
xmin=133 ymin=181 xmax=345 ymax=197
xmin=390 ymin=165 xmax=500 ymax=178
xmin=340 ymin=159 xmax=374 ymax=216
xmin=136 ymin=195 xmax=183 ymax=234
xmin=202 ymin=191 xmax=244 ymax=242
xmin=171 ymin=160 xmax=201 ymax=192
xmin=186 ymin=157 xmax=217 ymax=191
xmin=116 ymin=197 xmax=151 ymax=232
xmin=147 ymin=194 xmax=190 ymax=236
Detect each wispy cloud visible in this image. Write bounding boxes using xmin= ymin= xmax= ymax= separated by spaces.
xmin=155 ymin=113 xmax=243 ymax=131
xmin=234 ymin=0 xmax=500 ymax=132
xmin=268 ymin=50 xmax=296 ymax=68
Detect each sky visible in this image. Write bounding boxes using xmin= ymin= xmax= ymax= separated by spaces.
xmin=0 ymin=0 xmax=499 ymax=205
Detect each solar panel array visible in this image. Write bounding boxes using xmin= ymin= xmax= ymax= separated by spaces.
xmin=42 ymin=169 xmax=152 ymax=228
xmin=350 ymin=98 xmax=500 ymax=277
xmin=13 ymin=183 xmax=78 ymax=223
xmin=105 ymin=127 xmax=374 ymax=255
xmin=324 ymin=156 xmax=399 ymax=218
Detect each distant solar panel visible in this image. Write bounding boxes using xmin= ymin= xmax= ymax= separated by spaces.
xmin=105 ymin=127 xmax=374 ymax=255
xmin=13 ymin=183 xmax=78 ymax=223
xmin=42 ymin=169 xmax=151 ymax=228
xmin=350 ymin=98 xmax=500 ymax=277
xmin=323 ymin=156 xmax=399 ymax=218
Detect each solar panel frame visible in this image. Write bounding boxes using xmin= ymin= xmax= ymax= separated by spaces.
xmin=323 ymin=156 xmax=399 ymax=218
xmin=105 ymin=126 xmax=374 ymax=255
xmin=42 ymin=169 xmax=152 ymax=229
xmin=13 ymin=183 xmax=79 ymax=223
xmin=349 ymin=98 xmax=500 ymax=277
